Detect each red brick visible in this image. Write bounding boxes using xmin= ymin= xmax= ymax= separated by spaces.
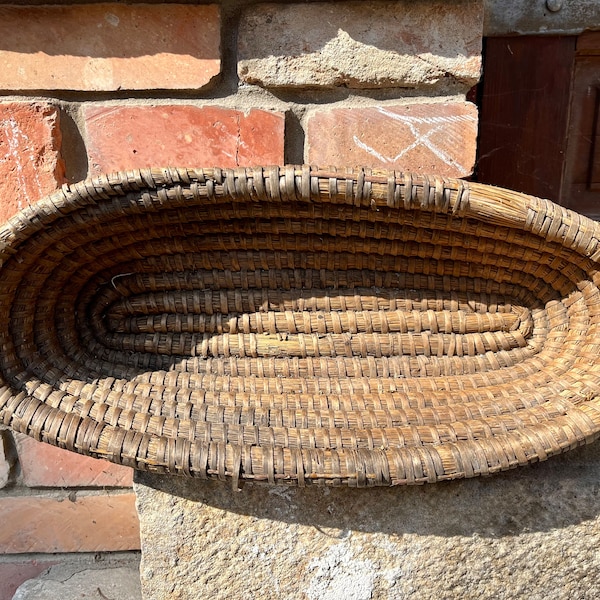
xmin=0 ymin=559 xmax=58 ymax=600
xmin=0 ymin=103 xmax=65 ymax=223
xmin=84 ymin=105 xmax=286 ymax=174
xmin=14 ymin=433 xmax=133 ymax=489
xmin=306 ymin=101 xmax=478 ymax=177
xmin=0 ymin=5 xmax=220 ymax=91
xmin=0 ymin=492 xmax=140 ymax=553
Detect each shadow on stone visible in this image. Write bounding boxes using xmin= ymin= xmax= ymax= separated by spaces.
xmin=135 ymin=441 xmax=600 ymax=539
xmin=58 ymin=108 xmax=88 ymax=183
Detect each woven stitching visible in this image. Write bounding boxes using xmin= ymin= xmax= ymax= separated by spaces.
xmin=1 ymin=166 xmax=600 ymax=487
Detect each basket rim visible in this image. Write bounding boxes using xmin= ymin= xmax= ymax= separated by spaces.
xmin=2 ymin=165 xmax=599 ymax=258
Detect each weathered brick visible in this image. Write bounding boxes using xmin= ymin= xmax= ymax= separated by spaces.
xmin=14 ymin=433 xmax=133 ymax=489
xmin=0 ymin=492 xmax=140 ymax=553
xmin=0 ymin=5 xmax=220 ymax=91
xmin=0 ymin=103 xmax=65 ymax=223
xmin=306 ymin=101 xmax=478 ymax=177
xmin=84 ymin=105 xmax=286 ymax=174
xmin=0 ymin=559 xmax=58 ymax=600
xmin=239 ymin=1 xmax=482 ymax=90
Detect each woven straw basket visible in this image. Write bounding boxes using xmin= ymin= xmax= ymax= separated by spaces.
xmin=1 ymin=165 xmax=600 ymax=487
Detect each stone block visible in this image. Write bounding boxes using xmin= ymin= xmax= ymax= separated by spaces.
xmin=0 ymin=103 xmax=65 ymax=223
xmin=134 ymin=442 xmax=600 ymax=600
xmin=0 ymin=492 xmax=140 ymax=554
xmin=239 ymin=1 xmax=482 ymax=90
xmin=0 ymin=5 xmax=220 ymax=91
xmin=306 ymin=101 xmax=478 ymax=177
xmin=0 ymin=429 xmax=13 ymax=489
xmin=84 ymin=105 xmax=286 ymax=174
xmin=14 ymin=433 xmax=133 ymax=489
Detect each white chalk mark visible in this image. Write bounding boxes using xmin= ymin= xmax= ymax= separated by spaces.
xmin=353 ymin=136 xmax=389 ymax=163
xmin=352 ymin=107 xmax=477 ymax=174
xmin=376 ymin=107 xmax=477 ymax=127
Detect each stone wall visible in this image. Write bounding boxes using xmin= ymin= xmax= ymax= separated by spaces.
xmin=135 ymin=442 xmax=600 ymax=600
xmin=0 ymin=1 xmax=482 ymax=598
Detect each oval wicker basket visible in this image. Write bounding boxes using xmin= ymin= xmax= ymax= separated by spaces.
xmin=1 ymin=165 xmax=600 ymax=487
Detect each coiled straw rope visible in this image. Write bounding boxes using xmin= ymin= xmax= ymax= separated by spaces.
xmin=1 ymin=165 xmax=600 ymax=487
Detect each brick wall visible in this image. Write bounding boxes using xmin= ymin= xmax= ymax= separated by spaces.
xmin=0 ymin=1 xmax=482 ymax=597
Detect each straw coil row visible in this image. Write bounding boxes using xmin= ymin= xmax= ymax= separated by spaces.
xmin=1 ymin=166 xmax=600 ymax=486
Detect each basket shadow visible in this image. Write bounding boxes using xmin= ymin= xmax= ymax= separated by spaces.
xmin=134 ymin=441 xmax=600 ymax=539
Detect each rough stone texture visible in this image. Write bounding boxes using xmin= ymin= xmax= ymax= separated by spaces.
xmin=14 ymin=433 xmax=133 ymax=489
xmin=0 ymin=103 xmax=65 ymax=223
xmin=0 ymin=5 xmax=220 ymax=91
xmin=238 ymin=1 xmax=482 ymax=90
xmin=0 ymin=559 xmax=58 ymax=600
xmin=12 ymin=556 xmax=141 ymax=600
xmin=306 ymin=101 xmax=478 ymax=177
xmin=0 ymin=492 xmax=140 ymax=554
xmin=84 ymin=105 xmax=286 ymax=174
xmin=135 ymin=442 xmax=600 ymax=600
